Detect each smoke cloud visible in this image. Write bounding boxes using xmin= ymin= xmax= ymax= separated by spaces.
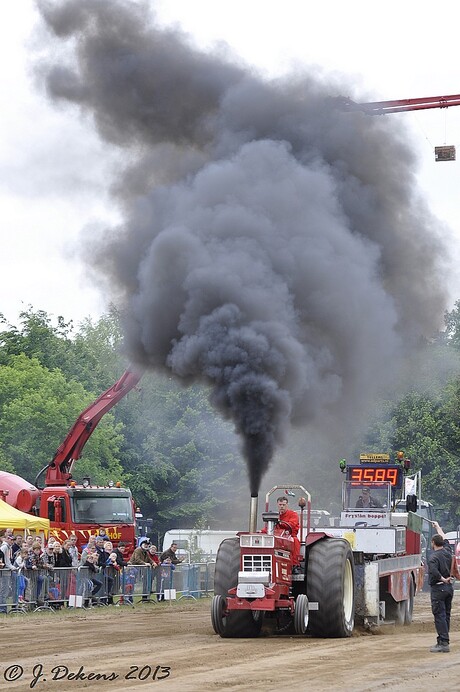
xmin=36 ymin=0 xmax=449 ymax=494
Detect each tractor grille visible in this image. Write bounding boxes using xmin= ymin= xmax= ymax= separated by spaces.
xmin=242 ymin=554 xmax=272 ymax=573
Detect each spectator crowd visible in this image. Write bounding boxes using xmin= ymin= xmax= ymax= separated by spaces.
xmin=0 ymin=527 xmax=183 ymax=611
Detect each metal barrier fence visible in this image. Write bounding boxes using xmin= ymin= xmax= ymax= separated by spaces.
xmin=0 ymin=562 xmax=216 ymax=614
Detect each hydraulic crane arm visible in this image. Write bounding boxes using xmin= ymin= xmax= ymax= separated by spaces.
xmin=35 ymin=368 xmax=143 ymax=488
xmin=341 ymin=93 xmax=460 ymax=115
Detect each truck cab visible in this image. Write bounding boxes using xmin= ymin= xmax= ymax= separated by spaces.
xmin=39 ymin=484 xmax=136 ymax=548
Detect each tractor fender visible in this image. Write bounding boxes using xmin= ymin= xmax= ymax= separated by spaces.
xmin=304 ymin=532 xmax=330 ymax=549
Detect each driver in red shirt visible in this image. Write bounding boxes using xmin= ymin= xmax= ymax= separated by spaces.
xmin=275 ymin=496 xmax=301 ymax=569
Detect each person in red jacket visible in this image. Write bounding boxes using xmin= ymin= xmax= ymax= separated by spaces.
xmin=275 ymin=496 xmax=301 ymax=569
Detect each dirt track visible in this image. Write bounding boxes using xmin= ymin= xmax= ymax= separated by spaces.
xmin=0 ymin=593 xmax=458 ymax=692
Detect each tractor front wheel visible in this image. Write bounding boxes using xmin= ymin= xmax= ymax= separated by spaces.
xmin=294 ymin=593 xmax=309 ymax=635
xmin=211 ymin=594 xmax=228 ymax=635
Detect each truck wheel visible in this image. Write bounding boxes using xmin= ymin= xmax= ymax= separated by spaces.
xmin=294 ymin=593 xmax=309 ymax=635
xmin=213 ymin=537 xmax=262 ymax=638
xmin=403 ymin=578 xmax=415 ymax=626
xmin=306 ymin=538 xmax=355 ymax=637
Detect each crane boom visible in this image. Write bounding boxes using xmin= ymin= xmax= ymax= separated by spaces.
xmin=37 ymin=368 xmax=143 ymax=487
xmin=342 ymin=93 xmax=460 ymax=115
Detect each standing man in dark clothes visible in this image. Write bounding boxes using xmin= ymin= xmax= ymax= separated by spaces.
xmin=129 ymin=539 xmax=155 ymax=602
xmin=428 ymin=520 xmax=454 ymax=653
xmin=160 ymin=543 xmax=184 ymax=565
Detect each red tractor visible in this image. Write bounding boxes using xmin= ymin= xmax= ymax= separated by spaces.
xmin=211 ymin=485 xmax=355 ymax=638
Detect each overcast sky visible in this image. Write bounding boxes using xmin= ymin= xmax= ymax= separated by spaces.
xmin=1 ymin=0 xmax=460 ymax=329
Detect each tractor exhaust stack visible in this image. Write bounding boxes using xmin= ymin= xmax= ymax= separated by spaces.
xmin=249 ymin=494 xmax=258 ymax=532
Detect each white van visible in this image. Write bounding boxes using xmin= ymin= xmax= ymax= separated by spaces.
xmin=161 ymin=529 xmax=237 ymax=562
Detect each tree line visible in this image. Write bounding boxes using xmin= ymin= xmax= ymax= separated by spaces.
xmin=1 ymin=303 xmax=460 ymax=531
xmin=0 ymin=307 xmax=247 ymax=535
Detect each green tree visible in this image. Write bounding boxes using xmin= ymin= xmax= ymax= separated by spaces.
xmin=67 ymin=306 xmax=126 ymax=391
xmin=0 ymin=308 xmax=74 ymax=372
xmin=0 ymin=306 xmax=125 ymax=392
xmin=445 ymin=299 xmax=460 ymax=350
xmin=0 ymin=308 xmax=249 ymax=531
xmin=363 ymin=387 xmax=460 ymax=526
xmin=125 ymin=378 xmax=246 ymax=534
xmin=0 ymin=354 xmax=125 ymax=485
xmin=0 ymin=444 xmax=15 ymax=473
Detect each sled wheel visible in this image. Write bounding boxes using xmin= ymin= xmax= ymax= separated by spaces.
xmin=404 ymin=578 xmax=415 ymax=625
xmin=384 ymin=595 xmax=405 ymax=625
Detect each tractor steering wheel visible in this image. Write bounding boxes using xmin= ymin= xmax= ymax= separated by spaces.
xmin=277 ymin=521 xmax=293 ymax=535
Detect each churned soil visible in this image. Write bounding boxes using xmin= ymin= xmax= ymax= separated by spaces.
xmin=0 ymin=592 xmax=458 ymax=691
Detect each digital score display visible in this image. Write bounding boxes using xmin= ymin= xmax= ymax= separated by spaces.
xmin=346 ymin=465 xmax=403 ymax=489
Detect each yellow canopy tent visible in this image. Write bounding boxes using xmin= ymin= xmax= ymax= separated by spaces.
xmin=0 ymin=499 xmax=49 ymax=533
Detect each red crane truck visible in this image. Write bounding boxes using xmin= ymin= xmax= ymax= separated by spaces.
xmin=0 ymin=368 xmax=142 ymax=551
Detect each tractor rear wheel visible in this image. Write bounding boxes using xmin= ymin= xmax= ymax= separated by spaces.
xmin=213 ymin=537 xmax=263 ymax=638
xmin=294 ymin=593 xmax=309 ymax=635
xmin=306 ymin=538 xmax=355 ymax=637
xmin=213 ymin=538 xmax=241 ymax=597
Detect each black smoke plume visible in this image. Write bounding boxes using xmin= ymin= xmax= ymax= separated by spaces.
xmin=36 ymin=0 xmax=449 ymax=494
